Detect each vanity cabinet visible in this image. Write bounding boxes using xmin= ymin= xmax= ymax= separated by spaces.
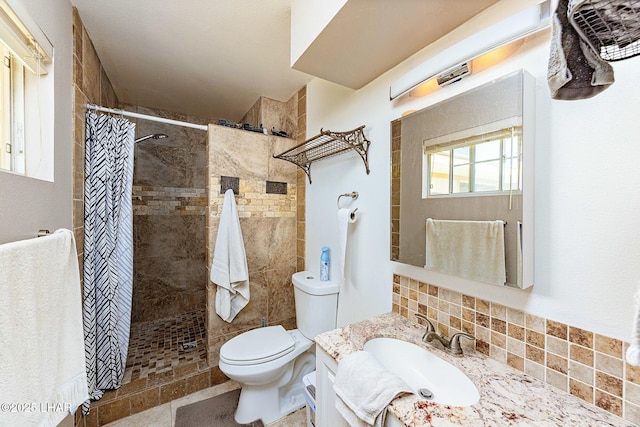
xmin=316 ymin=345 xmax=406 ymax=427
xmin=315 ymin=346 xmax=349 ymax=427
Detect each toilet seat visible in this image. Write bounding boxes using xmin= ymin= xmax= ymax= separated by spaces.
xmin=220 ymin=325 xmax=295 ymax=366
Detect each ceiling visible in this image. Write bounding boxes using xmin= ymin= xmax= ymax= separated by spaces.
xmin=69 ymin=0 xmax=499 ymax=121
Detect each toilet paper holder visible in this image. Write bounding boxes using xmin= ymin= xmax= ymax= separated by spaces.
xmin=337 ymin=191 xmax=358 ymax=209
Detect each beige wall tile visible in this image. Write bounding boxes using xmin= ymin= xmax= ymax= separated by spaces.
xmin=392 ymin=274 xmax=636 ymax=418
xmin=547 ymin=335 xmax=568 ymax=357
xmin=506 ymin=308 xmax=525 ymax=326
xmin=570 ymin=379 xmax=594 ymax=404
xmin=546 ymin=319 xmax=568 ymax=340
xmin=571 ymin=344 xmax=594 ymax=367
xmin=546 ymin=368 xmax=568 ymax=392
xmin=569 ymin=360 xmax=594 ymax=385
xmin=596 ymin=352 xmax=623 ymax=378
xmin=570 ymin=326 xmax=594 ymax=348
xmin=595 ymin=390 xmax=622 ymax=417
xmin=596 ymin=334 xmax=623 ymax=358
xmin=525 ymin=314 xmax=545 ymax=333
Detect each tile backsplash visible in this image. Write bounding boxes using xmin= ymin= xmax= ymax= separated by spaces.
xmin=392 ymin=274 xmax=640 ymax=424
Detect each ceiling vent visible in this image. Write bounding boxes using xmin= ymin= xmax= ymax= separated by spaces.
xmin=436 ymin=63 xmax=471 ymax=87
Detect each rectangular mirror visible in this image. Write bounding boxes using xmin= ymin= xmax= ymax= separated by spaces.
xmin=391 ymin=70 xmax=534 ymax=288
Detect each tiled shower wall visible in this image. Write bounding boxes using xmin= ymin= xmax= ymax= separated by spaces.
xmin=392 ymin=274 xmax=640 ymax=425
xmin=127 ymin=105 xmax=210 ymax=322
xmin=296 ymin=87 xmax=307 ymax=272
xmin=241 ymin=95 xmax=298 ymax=139
xmin=71 ymin=7 xmax=119 ymax=285
xmin=206 ymin=97 xmax=300 ymax=365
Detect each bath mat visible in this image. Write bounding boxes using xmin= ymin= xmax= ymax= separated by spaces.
xmin=174 ymin=389 xmax=264 ymax=427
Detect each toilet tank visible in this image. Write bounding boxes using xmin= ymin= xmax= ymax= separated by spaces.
xmin=292 ymin=271 xmax=339 ymax=340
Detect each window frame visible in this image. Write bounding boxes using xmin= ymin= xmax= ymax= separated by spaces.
xmin=423 ymin=122 xmax=523 ymax=199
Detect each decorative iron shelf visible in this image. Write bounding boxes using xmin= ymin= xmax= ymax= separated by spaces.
xmin=273 ymin=125 xmax=370 ymax=183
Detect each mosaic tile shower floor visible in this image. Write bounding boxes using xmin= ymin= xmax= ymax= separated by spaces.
xmin=124 ymin=309 xmax=207 ymax=383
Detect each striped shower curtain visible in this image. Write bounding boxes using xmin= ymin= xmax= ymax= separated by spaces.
xmin=82 ymin=111 xmax=135 ymax=412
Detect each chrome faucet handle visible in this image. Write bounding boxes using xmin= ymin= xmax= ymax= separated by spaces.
xmin=415 ymin=313 xmax=436 ymax=342
xmin=448 ymin=332 xmax=476 ymax=356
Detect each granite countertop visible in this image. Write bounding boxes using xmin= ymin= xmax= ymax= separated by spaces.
xmin=315 ymin=312 xmax=634 ymax=426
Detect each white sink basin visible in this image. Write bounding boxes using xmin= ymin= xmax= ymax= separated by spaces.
xmin=363 ymin=337 xmax=480 ymax=407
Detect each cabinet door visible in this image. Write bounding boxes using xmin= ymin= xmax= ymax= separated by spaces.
xmin=316 ymin=348 xmax=349 ymax=427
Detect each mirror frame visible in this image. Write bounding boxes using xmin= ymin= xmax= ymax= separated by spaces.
xmin=390 ymin=70 xmax=535 ymax=289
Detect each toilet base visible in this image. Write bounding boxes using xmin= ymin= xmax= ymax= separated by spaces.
xmin=234 ymin=350 xmax=315 ymax=424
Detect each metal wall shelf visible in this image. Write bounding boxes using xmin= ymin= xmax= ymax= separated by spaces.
xmin=273 ymin=125 xmax=370 ymax=183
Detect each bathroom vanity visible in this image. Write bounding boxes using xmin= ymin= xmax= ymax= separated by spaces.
xmin=315 ymin=313 xmax=634 ymax=426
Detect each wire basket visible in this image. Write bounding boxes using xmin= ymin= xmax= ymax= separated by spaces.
xmin=569 ymin=0 xmax=640 ymax=61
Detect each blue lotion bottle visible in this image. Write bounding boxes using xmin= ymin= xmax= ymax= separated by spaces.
xmin=320 ymin=246 xmax=329 ymax=281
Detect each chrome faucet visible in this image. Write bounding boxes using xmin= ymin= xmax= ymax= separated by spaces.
xmin=414 ymin=314 xmax=475 ymax=356
xmin=415 ymin=313 xmax=435 ymax=340
xmin=425 ymin=331 xmax=476 ymax=356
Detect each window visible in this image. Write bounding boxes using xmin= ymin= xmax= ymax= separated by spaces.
xmin=423 ymin=123 xmax=522 ymax=198
xmin=0 ymin=0 xmax=53 ymax=179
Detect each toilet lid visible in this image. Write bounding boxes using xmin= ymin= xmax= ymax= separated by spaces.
xmin=220 ymin=325 xmax=295 ymax=366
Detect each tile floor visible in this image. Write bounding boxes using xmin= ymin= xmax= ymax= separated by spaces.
xmin=90 ymin=310 xmax=225 ymax=426
xmin=102 ymin=380 xmax=308 ymax=427
xmin=125 ymin=310 xmax=207 ymax=384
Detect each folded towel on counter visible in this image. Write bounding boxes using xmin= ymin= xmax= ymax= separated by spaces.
xmin=547 ymin=0 xmax=614 ymax=100
xmin=211 ymin=189 xmax=250 ymax=322
xmin=333 ymin=351 xmax=412 ymax=427
xmin=0 ymin=229 xmax=89 ymax=427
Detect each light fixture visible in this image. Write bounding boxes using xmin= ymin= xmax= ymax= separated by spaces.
xmin=390 ymin=1 xmax=550 ymax=100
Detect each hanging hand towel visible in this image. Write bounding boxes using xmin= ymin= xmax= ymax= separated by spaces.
xmin=547 ymin=0 xmax=614 ymax=100
xmin=0 ymin=229 xmax=89 ymax=427
xmin=627 ymin=279 xmax=640 ymax=366
xmin=211 ymin=189 xmax=250 ymax=322
xmin=333 ymin=351 xmax=412 ymax=427
xmin=426 ymin=219 xmax=506 ymax=285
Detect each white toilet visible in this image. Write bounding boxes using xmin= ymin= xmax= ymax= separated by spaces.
xmin=218 ymin=271 xmax=339 ymax=424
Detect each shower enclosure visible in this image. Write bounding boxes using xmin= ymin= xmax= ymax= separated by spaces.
xmin=127 ymin=106 xmax=209 ymax=382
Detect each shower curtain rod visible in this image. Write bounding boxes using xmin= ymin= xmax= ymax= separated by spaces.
xmin=86 ymin=104 xmax=208 ymax=131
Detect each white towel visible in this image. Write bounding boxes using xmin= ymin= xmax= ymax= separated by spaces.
xmin=426 ymin=219 xmax=506 ymax=285
xmin=547 ymin=0 xmax=614 ymax=100
xmin=0 ymin=229 xmax=89 ymax=427
xmin=333 ymin=351 xmax=412 ymax=427
xmin=627 ymin=279 xmax=640 ymax=366
xmin=337 ymin=208 xmax=357 ymax=281
xmin=211 ymin=189 xmax=250 ymax=322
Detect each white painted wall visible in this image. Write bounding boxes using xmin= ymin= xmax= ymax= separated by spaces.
xmin=0 ymin=0 xmax=73 ymax=244
xmin=305 ymin=0 xmax=640 ymax=340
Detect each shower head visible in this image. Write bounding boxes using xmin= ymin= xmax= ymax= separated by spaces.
xmin=134 ymin=133 xmax=168 ymax=143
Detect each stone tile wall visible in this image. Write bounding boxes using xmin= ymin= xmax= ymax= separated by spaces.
xmin=132 ymin=186 xmax=206 ymax=216
xmin=392 ymin=274 xmax=640 ymax=424
xmin=206 ymin=123 xmax=299 ymax=365
xmin=241 ymin=95 xmax=298 ymax=139
xmin=126 ymin=105 xmax=210 ymax=323
xmin=390 ymin=119 xmax=401 ymax=261
xmin=296 ymin=87 xmax=307 ymax=272
xmin=71 ymin=7 xmax=119 ymax=285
